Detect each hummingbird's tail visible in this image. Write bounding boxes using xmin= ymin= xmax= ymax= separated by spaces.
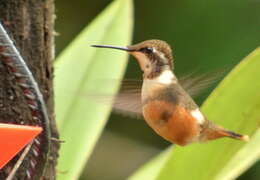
xmin=199 ymin=121 xmax=249 ymax=142
xmin=218 ymin=129 xmax=249 ymax=141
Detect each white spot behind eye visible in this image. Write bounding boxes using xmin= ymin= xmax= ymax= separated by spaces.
xmin=190 ymin=108 xmax=205 ymax=124
xmin=153 ymin=49 xmax=167 ymax=63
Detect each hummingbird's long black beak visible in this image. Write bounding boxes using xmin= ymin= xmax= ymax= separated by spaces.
xmin=91 ymin=45 xmax=132 ymax=51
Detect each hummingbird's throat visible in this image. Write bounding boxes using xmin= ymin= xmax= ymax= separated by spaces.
xmin=130 ymin=51 xmax=149 ymax=72
xmin=141 ymin=70 xmax=177 ymax=102
xmin=130 ymin=51 xmax=172 ymax=79
xmin=153 ymin=70 xmax=177 ymax=84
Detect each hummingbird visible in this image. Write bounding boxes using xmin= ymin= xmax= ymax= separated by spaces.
xmin=92 ymin=40 xmax=249 ymax=146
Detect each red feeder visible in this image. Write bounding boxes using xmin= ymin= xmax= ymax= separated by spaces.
xmin=0 ymin=123 xmax=42 ymax=169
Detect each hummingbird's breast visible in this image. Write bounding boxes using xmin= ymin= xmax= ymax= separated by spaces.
xmin=141 ymin=71 xmax=205 ymax=145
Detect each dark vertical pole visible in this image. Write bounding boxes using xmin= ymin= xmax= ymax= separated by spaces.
xmin=0 ymin=0 xmax=59 ymax=179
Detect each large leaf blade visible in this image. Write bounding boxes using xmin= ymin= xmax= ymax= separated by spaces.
xmin=128 ymin=147 xmax=172 ymax=180
xmin=54 ymin=0 xmax=133 ymax=179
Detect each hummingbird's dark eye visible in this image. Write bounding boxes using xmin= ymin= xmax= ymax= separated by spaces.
xmin=140 ymin=47 xmax=154 ymax=54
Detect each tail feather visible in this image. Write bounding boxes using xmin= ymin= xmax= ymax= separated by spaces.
xmin=200 ymin=122 xmax=249 ymax=142
xmin=220 ymin=129 xmax=249 ymax=142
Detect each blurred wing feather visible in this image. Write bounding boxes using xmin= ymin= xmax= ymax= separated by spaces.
xmin=86 ymin=71 xmax=225 ymax=119
xmin=179 ymin=71 xmax=224 ymax=97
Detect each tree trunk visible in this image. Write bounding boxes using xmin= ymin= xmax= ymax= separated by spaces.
xmin=0 ymin=0 xmax=59 ymax=179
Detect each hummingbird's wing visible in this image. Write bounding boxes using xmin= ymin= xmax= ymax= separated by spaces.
xmin=112 ymin=88 xmax=143 ymax=118
xmin=86 ymin=72 xmax=223 ymax=119
xmin=112 ymin=72 xmax=221 ymax=118
xmin=85 ymin=79 xmax=143 ymax=118
xmin=178 ymin=70 xmax=224 ymax=97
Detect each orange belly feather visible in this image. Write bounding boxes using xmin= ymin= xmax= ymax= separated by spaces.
xmin=143 ymin=100 xmax=200 ymax=146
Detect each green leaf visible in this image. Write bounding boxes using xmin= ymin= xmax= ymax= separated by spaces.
xmin=128 ymin=147 xmax=172 ymax=180
xmin=54 ymin=0 xmax=133 ymax=179
xmin=129 ymin=47 xmax=260 ymax=180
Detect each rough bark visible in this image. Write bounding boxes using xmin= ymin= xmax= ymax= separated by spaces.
xmin=0 ymin=0 xmax=59 ymax=179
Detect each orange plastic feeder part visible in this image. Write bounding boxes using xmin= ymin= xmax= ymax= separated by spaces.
xmin=0 ymin=123 xmax=42 ymax=169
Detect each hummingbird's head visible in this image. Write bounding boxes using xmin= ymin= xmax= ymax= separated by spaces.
xmin=92 ymin=39 xmax=174 ymax=79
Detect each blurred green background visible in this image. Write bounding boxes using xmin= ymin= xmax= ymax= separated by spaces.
xmin=55 ymin=0 xmax=260 ymax=179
